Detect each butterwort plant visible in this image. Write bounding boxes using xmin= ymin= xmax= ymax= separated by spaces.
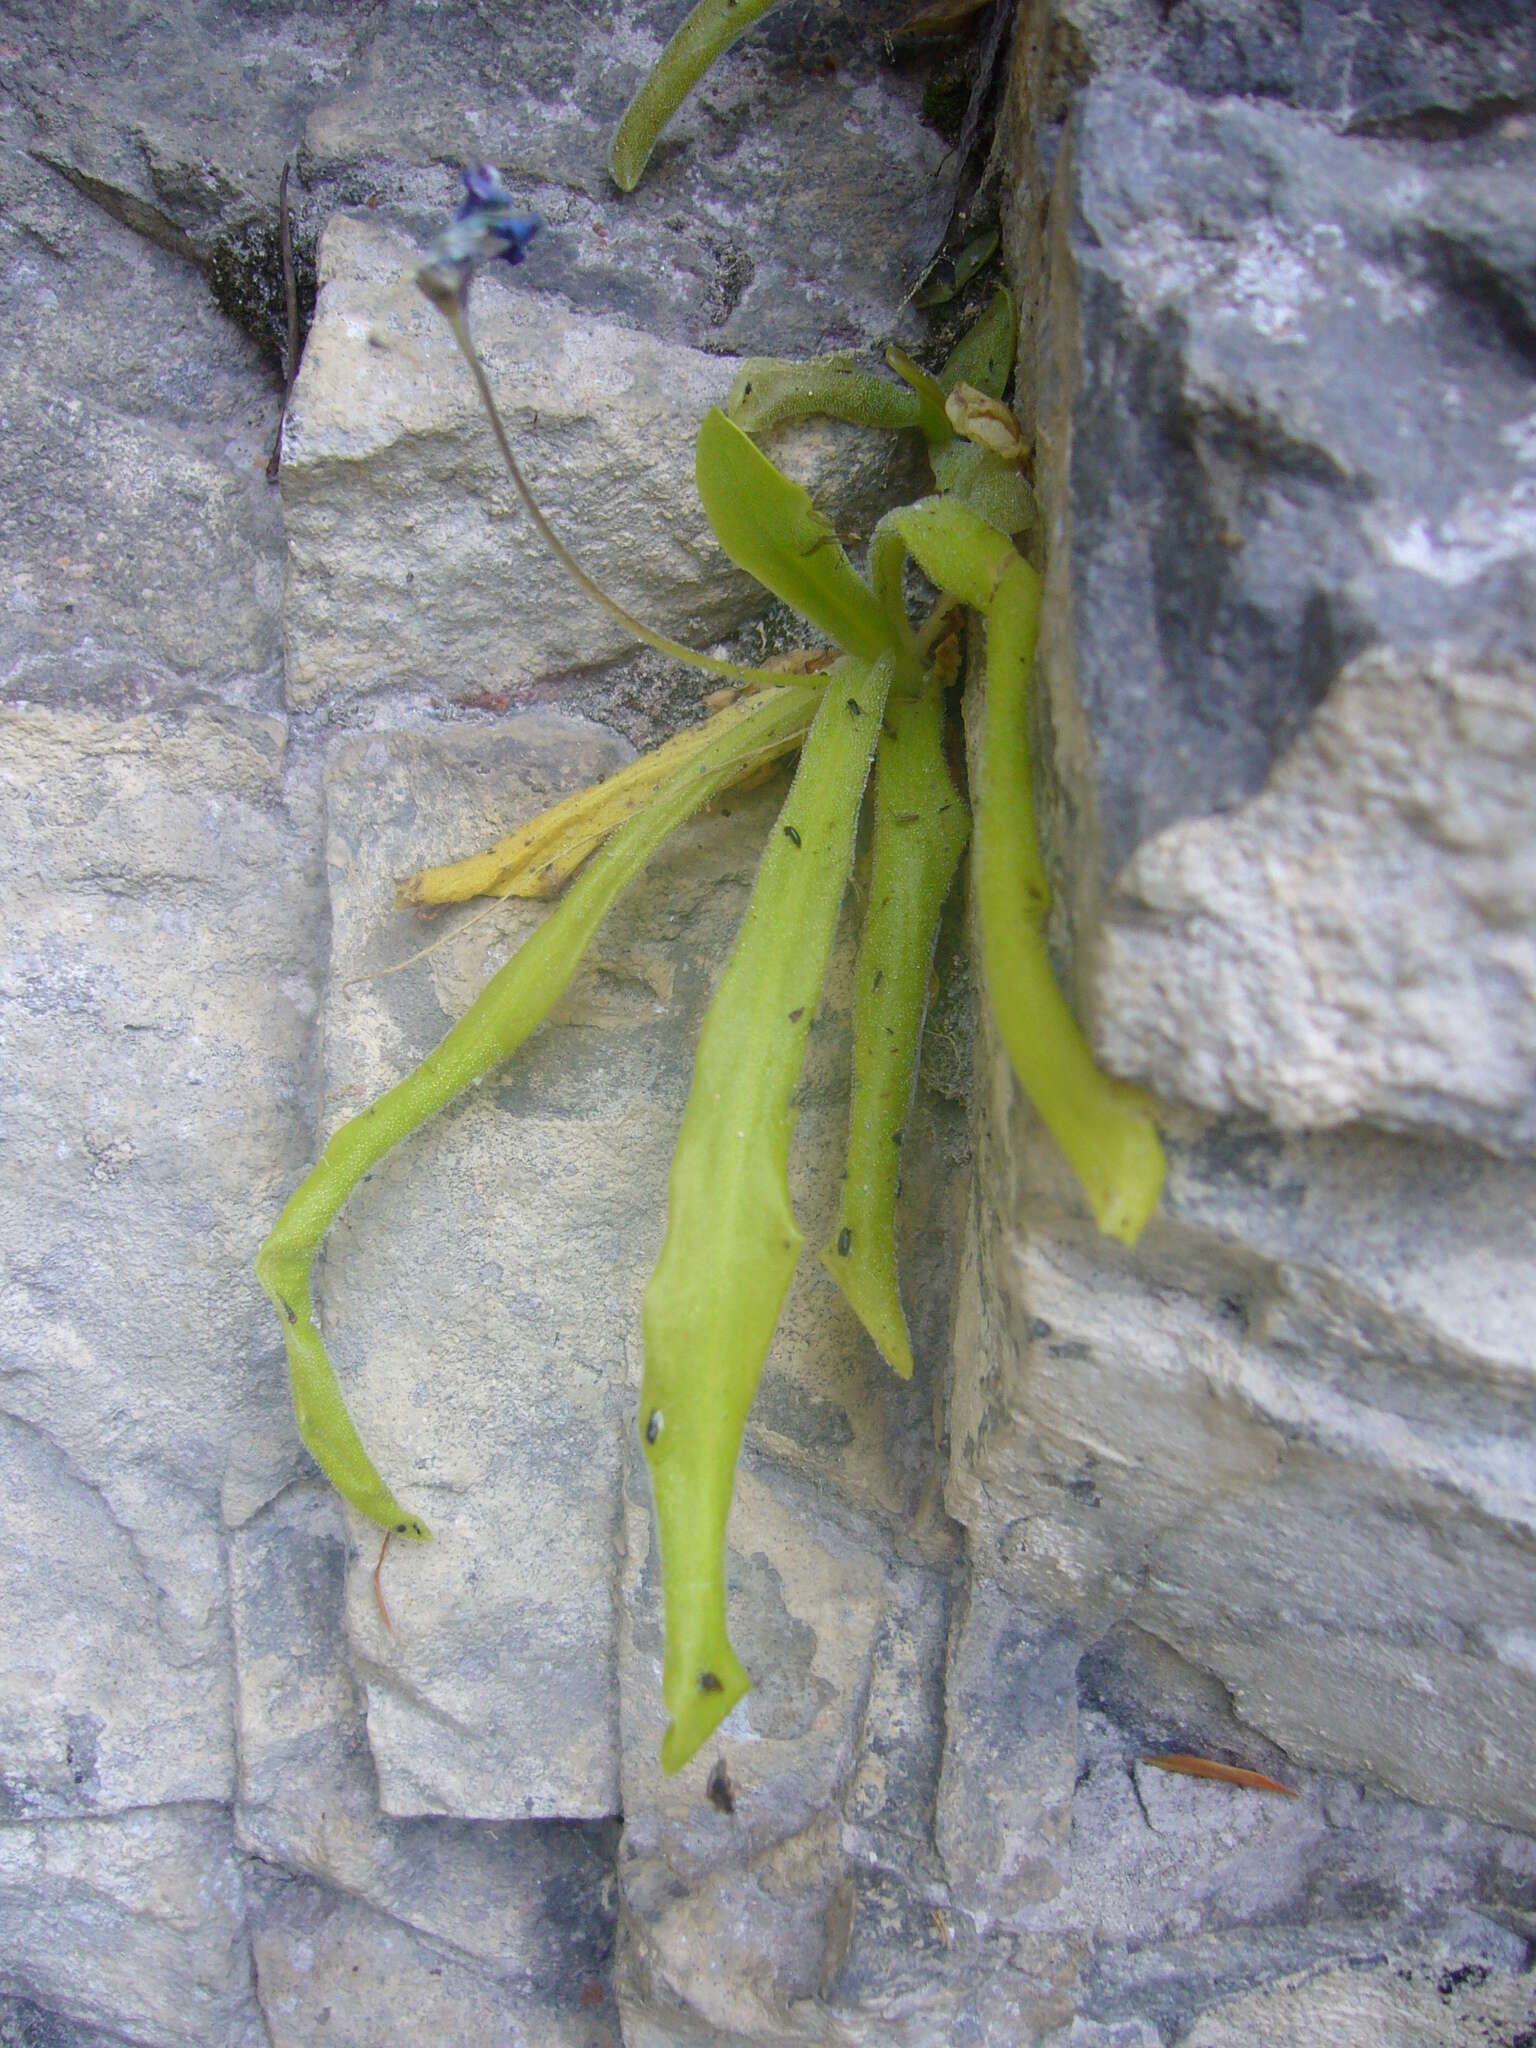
xmin=256 ymin=168 xmax=1165 ymax=1776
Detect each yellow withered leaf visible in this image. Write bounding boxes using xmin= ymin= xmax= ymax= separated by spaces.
xmin=396 ymin=690 xmax=818 ymax=908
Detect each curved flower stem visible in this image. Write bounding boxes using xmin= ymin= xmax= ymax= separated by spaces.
xmin=609 ymin=0 xmax=784 ymax=192
xmin=256 ymin=683 xmax=823 ymax=1539
xmin=442 ymin=306 xmax=825 ymax=692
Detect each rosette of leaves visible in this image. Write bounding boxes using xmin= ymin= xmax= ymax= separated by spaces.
xmin=257 ymin=170 xmax=1163 ymax=1775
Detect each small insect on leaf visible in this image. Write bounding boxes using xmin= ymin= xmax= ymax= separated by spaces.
xmin=706 ymin=1756 xmax=736 ymax=1813
xmin=1142 ymin=1754 xmax=1297 ymax=1797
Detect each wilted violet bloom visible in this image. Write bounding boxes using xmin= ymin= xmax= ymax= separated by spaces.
xmin=417 ymin=164 xmax=542 ymax=313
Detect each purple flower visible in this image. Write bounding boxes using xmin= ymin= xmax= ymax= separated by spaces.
xmin=418 ymin=165 xmax=542 ymax=312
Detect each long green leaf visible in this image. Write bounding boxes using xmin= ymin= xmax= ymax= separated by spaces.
xmin=641 ymin=655 xmax=893 ymax=1773
xmin=256 ymin=685 xmax=824 ymax=1537
xmin=609 ymin=0 xmax=784 ymax=191
xmin=695 ymin=408 xmax=894 ymax=662
xmin=820 ymin=679 xmax=968 ymax=1376
xmin=893 ymin=496 xmax=1166 ymax=1244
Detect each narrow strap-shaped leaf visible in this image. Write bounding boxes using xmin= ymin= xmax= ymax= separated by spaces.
xmin=885 ymin=346 xmax=953 ymax=449
xmin=609 ymin=0 xmax=784 ymax=191
xmin=937 ymin=287 xmax=1017 ymax=400
xmin=641 ymin=654 xmax=893 ymax=1773
xmin=256 ymin=685 xmax=823 ymax=1537
xmin=695 ymin=408 xmax=893 ymax=662
xmin=820 ymin=678 xmax=969 ymax=1376
xmin=727 ymin=356 xmax=923 ymax=438
xmin=398 ymin=688 xmax=817 ymax=907
xmin=893 ymin=496 xmax=1166 ymax=1244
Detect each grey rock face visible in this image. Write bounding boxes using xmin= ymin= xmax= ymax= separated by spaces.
xmin=4 ymin=0 xmax=949 ymax=361
xmin=232 ymin=1480 xmax=620 ymax=2044
xmin=0 ymin=703 xmax=322 ymax=1819
xmin=315 ymin=715 xmax=646 ymax=1820
xmin=0 ymin=1806 xmax=268 ymax=2048
xmin=0 ymin=127 xmax=283 ymax=709
xmin=1049 ymin=78 xmax=1536 ymax=881
xmin=1035 ymin=76 xmax=1536 ymax=1154
xmin=930 ymin=4 xmax=1536 ymax=2034
xmin=4 ymin=0 xmax=1535 ymax=2040
xmin=951 ymin=1104 xmax=1536 ymax=1831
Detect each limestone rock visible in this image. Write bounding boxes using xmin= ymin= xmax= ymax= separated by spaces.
xmin=935 ymin=1580 xmax=1079 ymax=1912
xmin=248 ymin=1869 xmax=619 ymax=2048
xmin=1093 ymin=643 xmax=1536 ymax=1151
xmin=231 ymin=1480 xmax=619 ymax=2037
xmin=316 ymin=716 xmax=640 ymax=1818
xmin=0 ymin=705 xmax=323 ymax=1817
xmin=1031 ymin=77 xmax=1536 ymax=1153
xmin=0 ymin=133 xmax=283 ymax=708
xmin=0 ymin=1807 xmax=267 ymax=2048
xmin=951 ymin=1101 xmax=1536 ymax=1833
xmin=8 ymin=1 xmax=949 ymax=360
xmin=952 ymin=6 xmax=1536 ymax=1890
xmin=281 ymin=212 xmax=919 ymax=713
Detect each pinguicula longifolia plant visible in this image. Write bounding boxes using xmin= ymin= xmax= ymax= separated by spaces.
xmin=257 ymin=166 xmax=1164 ymax=1776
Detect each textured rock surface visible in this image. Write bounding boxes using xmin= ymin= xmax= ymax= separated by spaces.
xmin=317 ymin=718 xmax=639 ymax=1819
xmin=0 ymin=1808 xmax=269 ymax=2047
xmin=0 ymin=108 xmax=284 ymax=709
xmin=3 ymin=0 xmax=1535 ymax=2041
xmin=0 ymin=704 xmax=321 ymax=1818
xmin=927 ymin=5 xmax=1536 ymax=2039
xmin=3 ymin=0 xmax=951 ymax=362
xmin=281 ymin=213 xmax=917 ymax=713
xmin=1040 ymin=77 xmax=1536 ymax=1154
xmin=232 ymin=1480 xmax=620 ymax=2043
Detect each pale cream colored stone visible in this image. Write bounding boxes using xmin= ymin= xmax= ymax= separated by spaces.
xmin=1093 ymin=648 xmax=1536 ymax=1156
xmin=282 ymin=215 xmax=915 ymax=713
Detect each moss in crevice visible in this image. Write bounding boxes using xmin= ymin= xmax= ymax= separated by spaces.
xmin=922 ymin=59 xmax=976 ymax=142
xmin=208 ymin=210 xmax=318 ymax=376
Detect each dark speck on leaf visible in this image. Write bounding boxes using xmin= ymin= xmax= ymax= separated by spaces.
xmin=837 ymin=1227 xmax=852 ymax=1256
xmin=645 ymin=1410 xmax=662 ymax=1445
xmin=282 ymin=1300 xmax=297 ymax=1325
xmin=846 ymin=697 xmax=862 ymax=715
xmin=783 ymin=824 xmax=801 ymax=847
xmin=700 ymin=1670 xmax=723 ymax=1693
xmin=872 ymin=969 xmax=883 ymax=992
xmin=788 ymin=1006 xmax=804 ymax=1023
